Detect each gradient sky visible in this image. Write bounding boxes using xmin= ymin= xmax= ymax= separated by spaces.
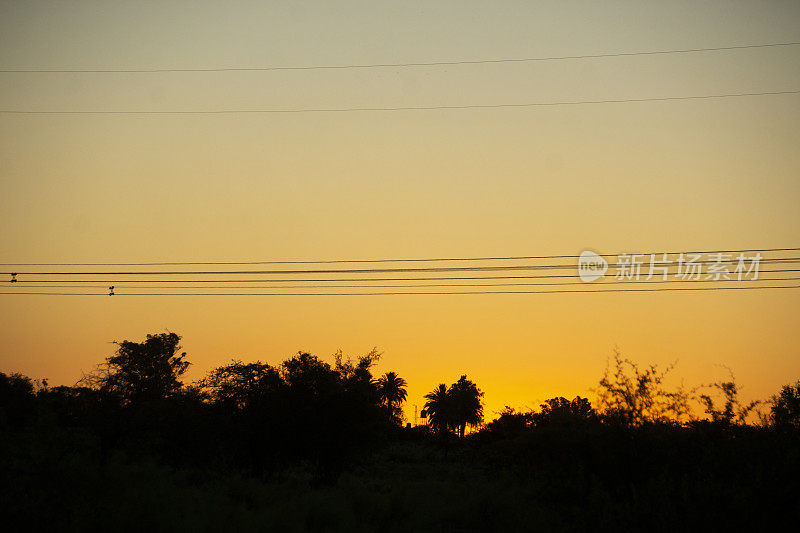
xmin=1 ymin=1 xmax=799 ymax=420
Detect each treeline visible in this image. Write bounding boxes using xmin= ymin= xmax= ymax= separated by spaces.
xmin=2 ymin=332 xmax=800 ymax=530
xmin=3 ymin=334 xmax=800 ymax=451
xmin=480 ymin=352 xmax=800 ymax=436
xmin=2 ymin=333 xmax=402 ymax=478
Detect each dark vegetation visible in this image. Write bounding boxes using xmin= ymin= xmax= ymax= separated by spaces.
xmin=2 ymin=333 xmax=799 ymax=531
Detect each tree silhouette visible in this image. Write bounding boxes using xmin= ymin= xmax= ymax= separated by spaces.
xmin=199 ymin=360 xmax=281 ymax=410
xmin=424 ymin=383 xmax=452 ymax=435
xmin=424 ymin=376 xmax=484 ymax=437
xmin=449 ymin=375 xmax=484 ymax=437
xmin=0 ymin=372 xmax=35 ymax=427
xmin=770 ymin=380 xmax=800 ymax=429
xmin=5 ymin=331 xmax=800 ymax=529
xmin=81 ymin=332 xmax=189 ymax=404
xmin=334 ymin=348 xmax=381 ymax=382
xmin=596 ymin=350 xmax=692 ymax=426
xmin=533 ymin=396 xmax=597 ymax=426
xmin=376 ymin=371 xmax=407 ymax=424
xmin=483 ymin=406 xmax=533 ymax=438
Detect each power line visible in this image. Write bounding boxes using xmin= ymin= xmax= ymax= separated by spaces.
xmin=8 ymin=269 xmax=800 ymax=284
xmin=5 ymin=258 xmax=799 ymax=276
xmin=6 ymin=276 xmax=799 ymax=290
xmin=1 ymin=284 xmax=799 ymax=296
xmin=2 ymin=42 xmax=798 ymax=73
xmin=2 ymin=247 xmax=797 ymax=266
xmin=1 ymin=90 xmax=798 ymax=115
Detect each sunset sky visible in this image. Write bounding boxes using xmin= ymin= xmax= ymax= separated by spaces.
xmin=1 ymin=1 xmax=799 ymax=420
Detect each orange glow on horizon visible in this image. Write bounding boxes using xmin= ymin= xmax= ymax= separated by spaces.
xmin=1 ymin=1 xmax=799 ymax=421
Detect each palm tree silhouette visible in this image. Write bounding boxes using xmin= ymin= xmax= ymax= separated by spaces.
xmin=449 ymin=375 xmax=484 ymax=437
xmin=424 ymin=383 xmax=452 ymax=435
xmin=377 ymin=371 xmax=407 ymax=423
xmin=424 ymin=376 xmax=484 ymax=437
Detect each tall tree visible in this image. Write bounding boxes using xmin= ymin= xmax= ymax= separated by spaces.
xmin=449 ymin=375 xmax=484 ymax=437
xmin=424 ymin=383 xmax=452 ymax=435
xmin=83 ymin=332 xmax=189 ymax=404
xmin=376 ymin=371 xmax=407 ymax=424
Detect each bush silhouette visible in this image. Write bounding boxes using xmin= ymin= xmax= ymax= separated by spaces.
xmin=699 ymin=377 xmax=759 ymax=427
